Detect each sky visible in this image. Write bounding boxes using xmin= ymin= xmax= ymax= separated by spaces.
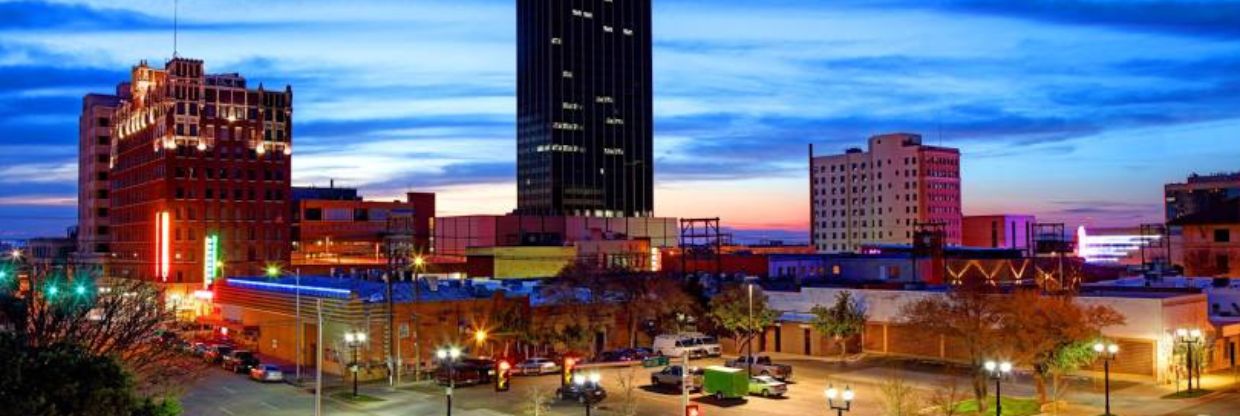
xmin=0 ymin=0 xmax=1238 ymax=242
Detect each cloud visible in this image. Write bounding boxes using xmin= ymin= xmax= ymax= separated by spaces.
xmin=931 ymin=0 xmax=1240 ymax=39
xmin=0 ymin=162 xmax=77 ymax=184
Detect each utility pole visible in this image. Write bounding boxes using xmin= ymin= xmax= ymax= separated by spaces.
xmin=386 ymin=272 xmax=395 ymax=387
xmin=296 ymin=268 xmax=302 ymax=383
xmin=315 ymin=298 xmax=323 ymax=416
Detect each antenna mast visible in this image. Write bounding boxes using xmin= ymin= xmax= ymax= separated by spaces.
xmin=173 ymin=0 xmax=179 ymax=58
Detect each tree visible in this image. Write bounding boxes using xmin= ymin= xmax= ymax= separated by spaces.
xmin=878 ymin=375 xmax=922 ymax=416
xmin=0 ymin=334 xmax=180 ymax=416
xmin=809 ymin=291 xmax=867 ymax=364
xmin=709 ymin=284 xmax=779 ymax=356
xmin=520 ymin=387 xmax=553 ymax=416
xmin=614 ymin=366 xmax=642 ymax=416
xmin=609 ymin=274 xmax=698 ymax=348
xmin=927 ymin=376 xmax=966 ymax=416
xmin=998 ymin=290 xmax=1124 ymax=404
xmin=897 ymin=277 xmax=1004 ymax=412
xmin=1 ymin=272 xmax=203 ymax=398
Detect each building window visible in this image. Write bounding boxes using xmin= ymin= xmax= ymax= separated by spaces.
xmin=1214 ymin=229 xmax=1231 ymax=243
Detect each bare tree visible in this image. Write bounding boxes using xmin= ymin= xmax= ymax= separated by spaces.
xmin=878 ymin=375 xmax=922 ymax=416
xmin=614 ymin=366 xmax=642 ymax=416
xmin=927 ymin=376 xmax=966 ymax=416
xmin=521 ymin=387 xmax=553 ymax=416
xmin=5 ymin=274 xmax=204 ymax=396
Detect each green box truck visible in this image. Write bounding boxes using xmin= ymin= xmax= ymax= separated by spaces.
xmin=703 ymin=366 xmax=747 ymax=400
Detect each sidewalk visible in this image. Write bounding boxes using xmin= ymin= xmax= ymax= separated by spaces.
xmin=751 ymin=351 xmax=1239 ymax=416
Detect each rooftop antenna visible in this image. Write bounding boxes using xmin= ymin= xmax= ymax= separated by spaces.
xmin=173 ymin=0 xmax=179 ymax=58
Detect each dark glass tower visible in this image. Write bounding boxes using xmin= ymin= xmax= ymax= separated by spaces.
xmin=516 ymin=0 xmax=654 ymax=218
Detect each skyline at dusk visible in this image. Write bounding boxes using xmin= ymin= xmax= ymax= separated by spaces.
xmin=2 ymin=0 xmax=1239 ymax=240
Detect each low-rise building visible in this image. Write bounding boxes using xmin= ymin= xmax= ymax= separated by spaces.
xmin=1168 ymin=200 xmax=1239 ymax=278
xmin=291 ymin=186 xmax=435 ymax=271
xmin=962 ymin=214 xmax=1035 ymax=250
xmin=758 ymin=285 xmax=1215 ymax=382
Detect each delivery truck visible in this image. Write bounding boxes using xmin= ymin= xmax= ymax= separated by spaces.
xmin=702 ymin=366 xmax=747 ymax=400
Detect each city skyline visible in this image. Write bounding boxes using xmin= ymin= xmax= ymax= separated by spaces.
xmin=2 ymin=0 xmax=1239 ymax=240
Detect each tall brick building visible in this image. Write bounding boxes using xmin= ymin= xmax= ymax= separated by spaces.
xmin=810 ymin=133 xmax=962 ymax=253
xmin=77 ymin=90 xmax=125 ymax=266
xmin=99 ymin=57 xmax=293 ymax=288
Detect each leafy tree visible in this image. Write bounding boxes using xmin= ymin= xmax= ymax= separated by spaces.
xmin=609 ymin=273 xmax=698 ymax=348
xmin=809 ymin=291 xmax=867 ymax=364
xmin=878 ymin=375 xmax=922 ymax=416
xmin=709 ymin=284 xmax=779 ymax=356
xmin=0 ymin=334 xmax=180 ymax=416
xmin=898 ymin=276 xmax=1004 ymax=412
xmin=999 ymin=290 xmax=1124 ymax=404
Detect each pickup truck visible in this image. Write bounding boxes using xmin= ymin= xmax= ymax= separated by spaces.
xmin=650 ymin=365 xmax=704 ymax=391
xmin=724 ymin=354 xmax=792 ymax=381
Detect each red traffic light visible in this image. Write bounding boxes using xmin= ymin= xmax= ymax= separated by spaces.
xmin=686 ymin=404 xmax=701 ymax=416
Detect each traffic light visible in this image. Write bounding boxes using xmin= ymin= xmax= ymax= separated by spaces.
xmin=562 ymin=357 xmax=576 ymax=386
xmin=685 ymin=404 xmax=701 ymax=416
xmin=495 ymin=360 xmax=511 ymax=392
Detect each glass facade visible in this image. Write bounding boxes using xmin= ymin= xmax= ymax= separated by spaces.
xmin=516 ymin=0 xmax=654 ymax=218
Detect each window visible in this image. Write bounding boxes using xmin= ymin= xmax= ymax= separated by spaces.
xmin=1214 ymin=229 xmax=1231 ymax=243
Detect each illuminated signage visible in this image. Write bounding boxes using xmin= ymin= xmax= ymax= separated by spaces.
xmin=156 ymin=211 xmax=171 ymax=281
xmin=203 ymin=234 xmax=219 ymax=286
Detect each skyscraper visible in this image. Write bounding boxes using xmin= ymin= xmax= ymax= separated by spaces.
xmin=103 ymin=57 xmax=293 ymax=288
xmin=516 ymin=0 xmax=654 ymax=218
xmin=77 ymin=89 xmax=125 ymax=266
xmin=810 ymin=133 xmax=962 ymax=253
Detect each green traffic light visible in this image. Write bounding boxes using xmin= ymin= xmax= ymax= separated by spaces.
xmin=74 ymin=285 xmax=87 ymax=296
xmin=47 ymin=286 xmax=59 ymax=297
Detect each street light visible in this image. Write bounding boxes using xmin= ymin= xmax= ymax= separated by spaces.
xmin=437 ymin=346 xmax=462 ymax=416
xmin=344 ymin=331 xmax=368 ymax=398
xmin=265 ymin=264 xmax=282 ymax=278
xmin=412 ymin=255 xmax=426 ymax=382
xmin=1175 ymin=328 xmax=1203 ymax=393
xmin=984 ymin=360 xmax=1012 ymax=415
xmin=9 ymin=249 xmax=20 ymax=260
xmin=825 ymin=384 xmax=854 ymax=416
xmin=1093 ymin=341 xmax=1119 ymax=416
xmin=573 ymin=371 xmax=602 ymax=416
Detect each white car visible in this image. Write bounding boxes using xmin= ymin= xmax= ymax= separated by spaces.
xmin=249 ymin=364 xmax=284 ymax=382
xmin=515 ymin=357 xmax=560 ymax=375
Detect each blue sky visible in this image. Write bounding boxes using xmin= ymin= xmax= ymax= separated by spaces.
xmin=0 ymin=0 xmax=1238 ymax=241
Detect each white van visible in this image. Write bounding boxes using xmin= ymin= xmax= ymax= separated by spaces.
xmin=653 ymin=334 xmax=705 ymax=358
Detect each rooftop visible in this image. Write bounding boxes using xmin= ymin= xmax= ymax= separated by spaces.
xmin=224 ymin=276 xmax=533 ymax=303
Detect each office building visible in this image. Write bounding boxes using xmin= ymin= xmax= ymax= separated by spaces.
xmin=516 ymin=0 xmax=654 ymax=218
xmin=104 ymin=57 xmax=293 ymax=290
xmin=77 ymin=91 xmax=125 ymax=265
xmin=810 ymin=133 xmax=962 ymax=253
xmin=1169 ymin=199 xmax=1240 ymax=277
xmin=1165 ymin=172 xmax=1240 ymax=222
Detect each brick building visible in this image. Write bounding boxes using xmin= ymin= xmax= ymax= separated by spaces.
xmin=810 ymin=133 xmax=962 ymax=254
xmin=77 ymin=91 xmax=125 ymax=265
xmin=291 ymin=186 xmax=436 ymax=269
xmin=102 ymin=57 xmax=293 ymax=291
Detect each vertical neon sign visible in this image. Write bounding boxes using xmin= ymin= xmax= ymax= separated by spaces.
xmin=156 ymin=211 xmax=170 ymax=281
xmin=203 ymin=234 xmax=219 ymax=287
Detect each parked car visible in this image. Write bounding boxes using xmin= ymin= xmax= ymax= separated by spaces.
xmin=222 ymin=350 xmax=260 ymax=373
xmin=249 ymin=364 xmax=285 ymax=382
xmin=652 ymin=334 xmax=705 ymax=358
xmin=650 ymin=365 xmax=704 ymax=391
xmin=724 ymin=354 xmax=792 ymax=381
xmin=556 ymin=380 xmax=607 ymax=404
xmin=748 ymin=375 xmax=788 ymax=398
xmin=703 ymin=366 xmax=748 ymax=400
xmin=203 ymin=344 xmax=234 ymax=364
xmin=190 ymin=342 xmax=209 ymax=357
xmin=515 ymin=357 xmax=560 ymax=375
xmin=434 ymin=358 xmax=495 ymax=386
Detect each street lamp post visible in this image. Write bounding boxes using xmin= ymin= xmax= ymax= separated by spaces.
xmin=1093 ymin=341 xmax=1119 ymax=416
xmin=747 ymin=283 xmax=754 ymax=377
xmin=1175 ymin=328 xmax=1203 ymax=393
xmin=344 ymin=331 xmax=367 ymax=398
xmin=437 ymin=347 xmax=461 ymax=416
xmin=825 ymin=384 xmax=854 ymax=416
xmin=413 ymin=256 xmax=425 ymax=382
xmin=984 ymin=360 xmax=1012 ymax=416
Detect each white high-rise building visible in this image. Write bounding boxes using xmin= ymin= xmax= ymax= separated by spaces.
xmin=810 ymin=133 xmax=962 ymax=253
